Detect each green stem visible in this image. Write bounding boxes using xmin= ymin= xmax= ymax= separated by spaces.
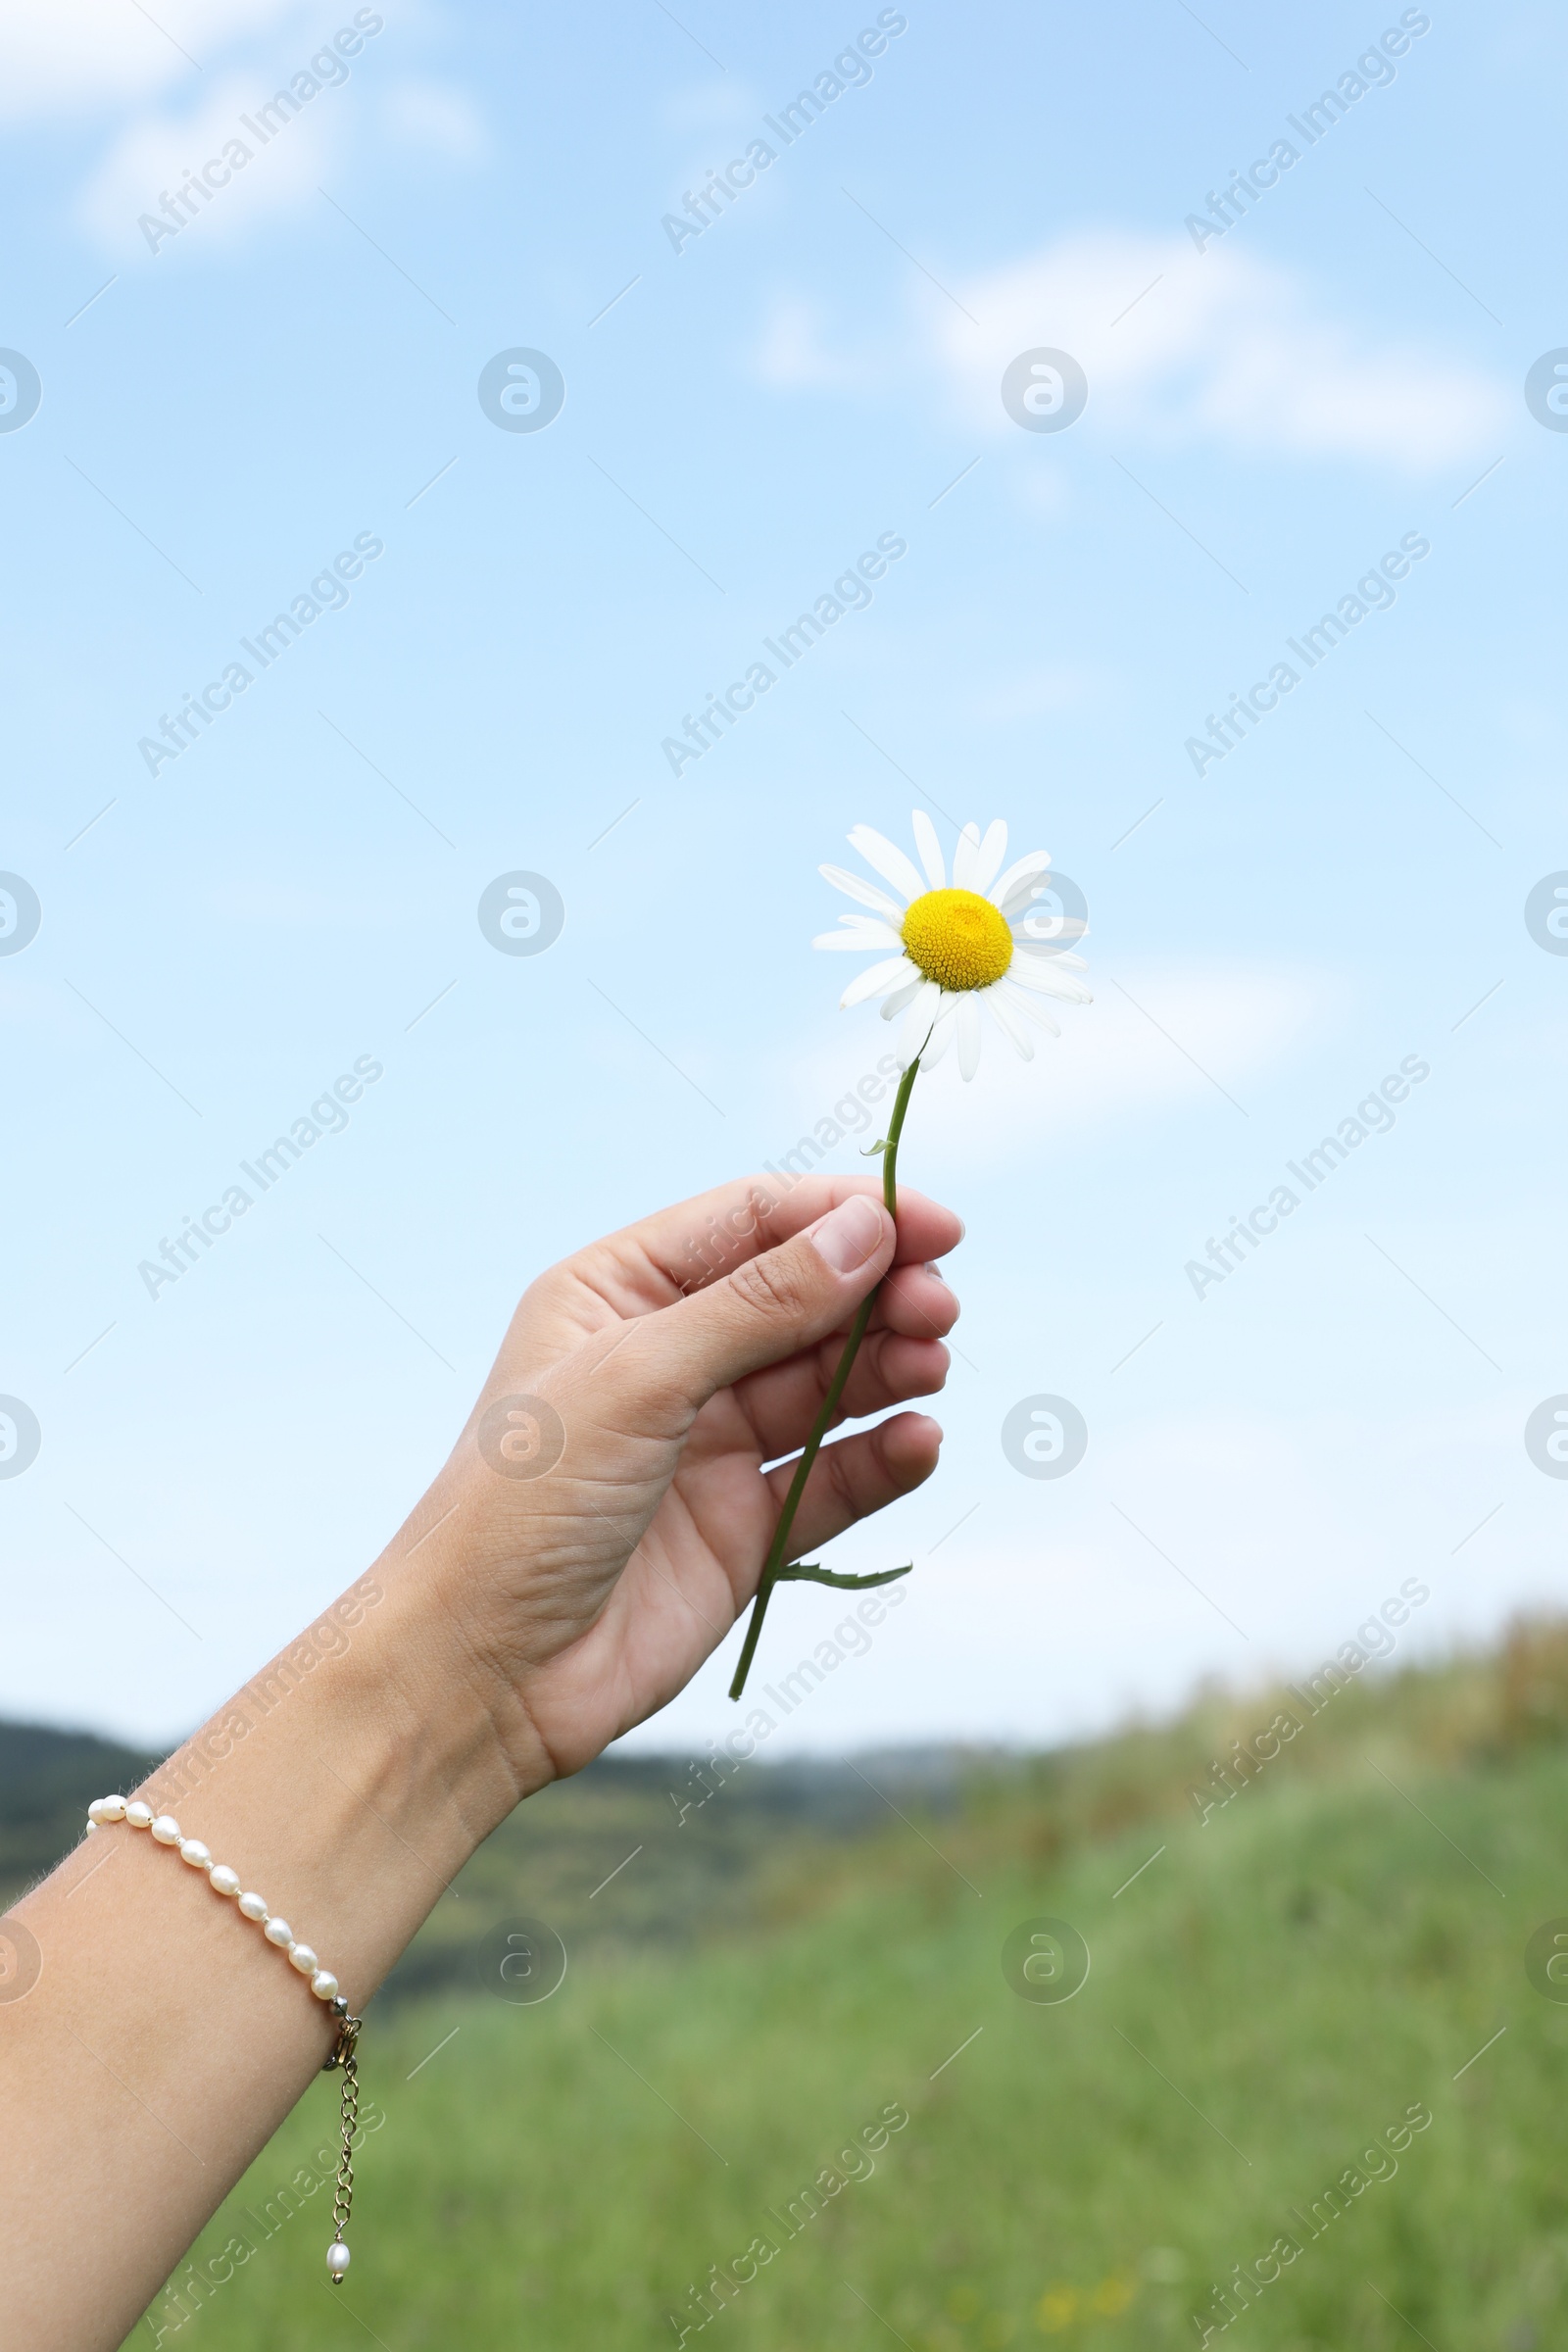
xmin=729 ymin=1050 xmax=923 ymax=1702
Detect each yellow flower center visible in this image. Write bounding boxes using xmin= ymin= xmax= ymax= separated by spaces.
xmin=900 ymin=888 xmax=1013 ymax=992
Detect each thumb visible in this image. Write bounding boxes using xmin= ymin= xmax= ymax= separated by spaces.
xmin=623 ymin=1193 xmax=896 ymax=1413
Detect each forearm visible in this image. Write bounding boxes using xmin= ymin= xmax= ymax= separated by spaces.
xmin=0 ymin=1523 xmax=530 ymax=2352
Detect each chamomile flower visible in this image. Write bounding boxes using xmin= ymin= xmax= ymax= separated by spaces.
xmin=730 ymin=807 xmax=1093 ymax=1699
xmin=812 ymin=811 xmax=1092 ymax=1079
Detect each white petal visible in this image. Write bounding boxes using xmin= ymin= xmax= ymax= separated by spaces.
xmin=840 ymin=956 xmax=917 ymax=1009
xmin=1005 ymin=953 xmax=1086 ymax=990
xmin=1009 ymin=899 xmax=1072 ymax=944
xmin=819 ymin=863 xmax=906 ymax=922
xmin=991 ymin=850 xmax=1054 ymax=909
xmin=898 ymin=980 xmax=942 ymax=1063
xmin=984 ymin=986 xmax=1034 ymax=1059
xmin=996 ymin=977 xmax=1059 ymax=1037
xmin=920 ymin=1009 xmax=956 ymax=1066
xmin=910 ymin=810 xmax=946 ymax=890
xmin=1005 ymin=973 xmax=1091 ymax=1011
xmin=956 ymin=992 xmax=983 ymax=1080
xmin=812 ymin=918 xmax=904 ymax=951
xmin=972 ymin=819 xmax=1008 ymax=892
xmin=952 ymin=823 xmax=982 ymax=890
xmin=1006 ymin=960 xmax=1093 ymax=1004
xmin=1013 ymin=922 xmax=1089 ymax=964
xmin=879 ymin=977 xmax=925 ymax=1019
xmin=846 ymin=825 xmax=924 ymax=905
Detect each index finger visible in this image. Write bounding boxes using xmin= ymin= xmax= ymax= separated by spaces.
xmin=579 ymin=1173 xmax=962 ymax=1312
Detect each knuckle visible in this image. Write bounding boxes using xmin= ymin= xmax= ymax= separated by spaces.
xmin=824 ymin=1441 xmax=861 ymax=1516
xmin=727 ymin=1247 xmax=816 ymax=1325
xmin=732 ymin=1180 xmax=776 ymax=1241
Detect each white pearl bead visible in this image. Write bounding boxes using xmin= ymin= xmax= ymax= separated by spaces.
xmin=85 ymin=1820 xmax=99 ymax=1834
xmin=326 ymin=2242 xmax=351 ymax=2278
xmin=89 ymin=1795 xmax=126 ymax=1825
xmin=210 ymin=1866 xmax=242 ymax=1898
xmin=125 ymin=1801 xmax=154 ymax=1830
xmin=150 ymin=1815 xmax=181 ymax=1845
xmin=263 ymin=1917 xmax=293 ymax=1948
xmin=237 ymin=1891 xmax=268 ymax=1922
xmin=288 ymin=1942 xmax=318 ymax=1975
xmin=311 ymin=1970 xmax=339 ymax=2002
xmin=179 ymin=1839 xmax=212 ymax=1870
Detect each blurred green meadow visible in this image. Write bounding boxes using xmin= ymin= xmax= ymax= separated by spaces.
xmin=10 ymin=1626 xmax=1568 ymax=2352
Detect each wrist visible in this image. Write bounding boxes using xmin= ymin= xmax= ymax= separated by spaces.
xmin=369 ymin=1479 xmax=564 ymax=1814
xmin=134 ymin=1546 xmax=541 ymax=2007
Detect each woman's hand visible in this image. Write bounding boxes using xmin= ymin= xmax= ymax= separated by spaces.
xmin=2 ymin=1171 xmax=961 ymax=2350
xmin=395 ymin=1173 xmax=962 ymax=1790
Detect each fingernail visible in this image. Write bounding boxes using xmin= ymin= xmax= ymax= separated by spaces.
xmin=808 ymin=1195 xmax=888 ymax=1274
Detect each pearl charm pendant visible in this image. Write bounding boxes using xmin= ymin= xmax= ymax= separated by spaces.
xmin=326 ymin=2241 xmax=351 ymax=2279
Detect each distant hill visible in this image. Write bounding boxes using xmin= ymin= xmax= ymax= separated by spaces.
xmin=0 ymin=1711 xmax=966 ymax=1968
xmin=17 ymin=1615 xmax=1568 ymax=2007
xmin=0 ymin=1718 xmax=162 ymax=1900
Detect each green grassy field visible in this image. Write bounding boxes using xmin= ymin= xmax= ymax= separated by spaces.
xmin=111 ymin=1623 xmax=1568 ymax=2350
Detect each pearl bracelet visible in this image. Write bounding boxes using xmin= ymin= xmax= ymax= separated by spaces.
xmin=86 ymin=1793 xmax=366 ymax=2282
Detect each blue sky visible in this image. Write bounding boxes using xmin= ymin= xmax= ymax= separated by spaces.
xmin=2 ymin=0 xmax=1565 ymax=1760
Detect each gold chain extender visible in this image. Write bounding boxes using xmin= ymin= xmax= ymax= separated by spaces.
xmin=323 ymin=2012 xmax=362 ymax=2277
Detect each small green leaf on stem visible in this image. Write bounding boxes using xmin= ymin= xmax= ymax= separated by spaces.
xmin=776 ymin=1562 xmax=913 ymax=1591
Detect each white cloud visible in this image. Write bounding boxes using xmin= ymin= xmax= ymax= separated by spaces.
xmin=748 ymin=229 xmax=1509 ymax=470
xmin=75 ymin=73 xmax=342 ymax=255
xmin=779 ymin=958 xmax=1327 ymax=1171
xmin=0 ymin=0 xmax=307 ymax=120
xmin=69 ymin=30 xmax=482 ymax=257
xmin=906 ymin=958 xmax=1326 ymax=1167
xmin=930 ymin=229 xmax=1510 ymax=470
